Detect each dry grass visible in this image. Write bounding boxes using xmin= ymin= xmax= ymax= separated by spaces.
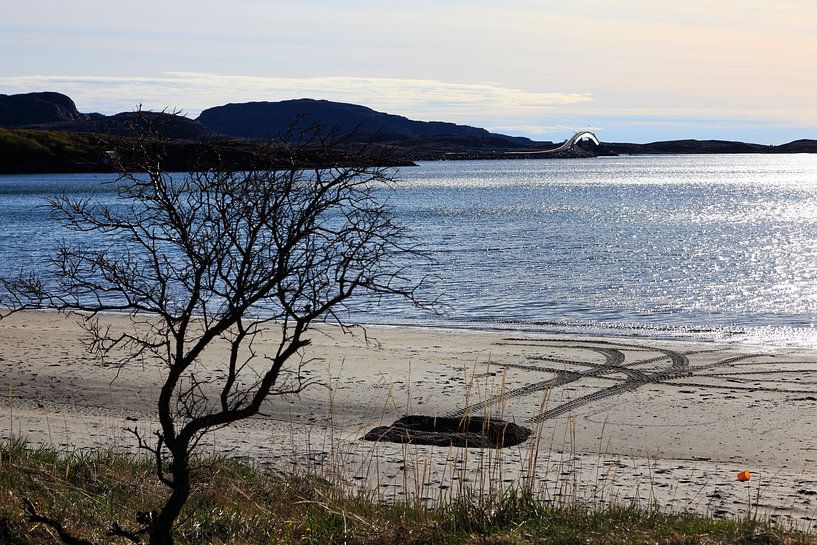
xmin=2 ymin=437 xmax=816 ymax=545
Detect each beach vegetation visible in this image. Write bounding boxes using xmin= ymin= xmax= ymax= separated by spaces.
xmin=0 ymin=128 xmax=105 ymax=173
xmin=1 ymin=439 xmax=812 ymax=545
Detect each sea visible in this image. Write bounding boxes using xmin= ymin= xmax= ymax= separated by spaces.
xmin=3 ymin=154 xmax=817 ymax=347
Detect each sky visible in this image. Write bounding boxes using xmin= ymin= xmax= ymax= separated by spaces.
xmin=2 ymin=0 xmax=816 ymax=143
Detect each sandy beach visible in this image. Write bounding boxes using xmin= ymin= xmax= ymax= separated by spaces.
xmin=3 ymin=310 xmax=817 ymax=524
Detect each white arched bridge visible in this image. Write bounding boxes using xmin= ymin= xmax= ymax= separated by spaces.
xmin=506 ymin=131 xmax=600 ymax=155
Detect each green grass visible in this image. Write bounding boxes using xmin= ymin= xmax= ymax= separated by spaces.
xmin=0 ymin=128 xmax=104 ymax=168
xmin=0 ymin=437 xmax=813 ymax=545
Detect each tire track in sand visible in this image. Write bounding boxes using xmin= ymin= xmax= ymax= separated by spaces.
xmin=448 ymin=339 xmax=769 ymax=423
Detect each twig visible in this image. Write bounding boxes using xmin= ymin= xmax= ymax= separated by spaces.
xmin=107 ymin=521 xmax=148 ymax=544
xmin=23 ymin=498 xmax=96 ymax=545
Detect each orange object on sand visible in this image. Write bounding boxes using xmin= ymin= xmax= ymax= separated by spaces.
xmin=737 ymin=469 xmax=751 ymax=481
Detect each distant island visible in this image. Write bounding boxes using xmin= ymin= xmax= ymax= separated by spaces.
xmin=1 ymin=91 xmax=816 ymax=174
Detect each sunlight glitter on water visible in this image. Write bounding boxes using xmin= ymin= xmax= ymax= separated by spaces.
xmin=4 ymin=155 xmax=817 ymax=347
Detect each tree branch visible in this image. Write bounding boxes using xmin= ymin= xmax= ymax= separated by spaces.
xmin=23 ymin=498 xmax=97 ymax=545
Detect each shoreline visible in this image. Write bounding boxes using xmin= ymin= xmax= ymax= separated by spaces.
xmin=19 ymin=305 xmax=817 ymax=351
xmin=326 ymin=315 xmax=817 ymax=350
xmin=3 ymin=310 xmax=817 ymax=523
xmin=4 ymin=149 xmax=817 ymax=176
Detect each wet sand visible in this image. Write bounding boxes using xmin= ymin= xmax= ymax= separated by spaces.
xmin=3 ymin=310 xmax=817 ymax=525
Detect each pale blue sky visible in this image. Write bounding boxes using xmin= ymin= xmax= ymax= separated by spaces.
xmin=2 ymin=0 xmax=816 ymax=143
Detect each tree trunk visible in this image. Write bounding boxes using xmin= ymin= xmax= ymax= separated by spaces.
xmin=149 ymin=447 xmax=191 ymax=545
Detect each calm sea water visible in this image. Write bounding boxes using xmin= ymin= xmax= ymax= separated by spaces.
xmin=3 ymin=155 xmax=817 ymax=346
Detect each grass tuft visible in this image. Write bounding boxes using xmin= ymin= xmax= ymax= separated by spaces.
xmin=1 ymin=438 xmax=815 ymax=545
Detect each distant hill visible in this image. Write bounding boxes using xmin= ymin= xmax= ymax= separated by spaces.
xmin=0 ymin=92 xmax=216 ymax=141
xmin=599 ymin=139 xmax=817 ymax=155
xmin=775 ymin=139 xmax=817 ymax=153
xmin=196 ymin=98 xmax=533 ymax=147
xmin=0 ymin=128 xmax=108 ymax=173
xmin=2 ymin=92 xmax=817 ymax=173
xmin=601 ymin=140 xmax=772 ymax=155
xmin=0 ymin=92 xmax=88 ymax=126
xmin=0 ymin=92 xmax=535 ymax=150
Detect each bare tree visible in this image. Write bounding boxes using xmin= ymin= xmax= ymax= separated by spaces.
xmin=2 ymin=119 xmax=427 ymax=545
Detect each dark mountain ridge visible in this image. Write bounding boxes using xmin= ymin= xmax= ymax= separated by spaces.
xmin=0 ymin=92 xmax=88 ymax=126
xmin=0 ymin=92 xmax=534 ymax=149
xmin=195 ymin=98 xmax=535 ymax=149
xmin=0 ymin=92 xmax=216 ymax=140
xmin=2 ymin=91 xmax=817 ymax=173
xmin=600 ymin=139 xmax=771 ymax=155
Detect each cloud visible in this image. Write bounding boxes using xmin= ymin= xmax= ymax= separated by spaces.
xmin=583 ymin=107 xmax=817 ymax=127
xmin=486 ymin=124 xmax=606 ymax=137
xmin=0 ymin=73 xmax=593 ymax=120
